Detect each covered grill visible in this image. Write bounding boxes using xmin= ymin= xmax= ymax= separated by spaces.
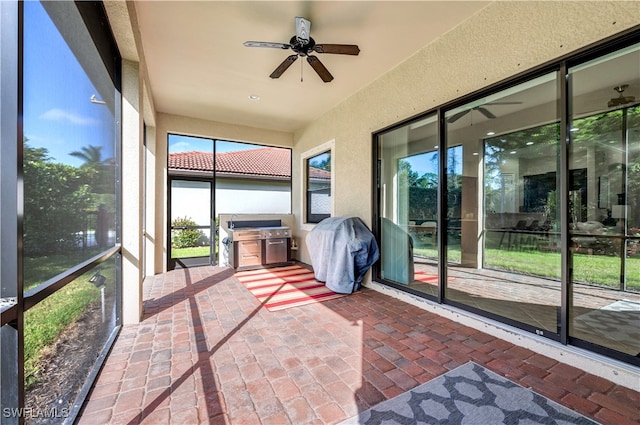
xmin=306 ymin=216 xmax=379 ymax=294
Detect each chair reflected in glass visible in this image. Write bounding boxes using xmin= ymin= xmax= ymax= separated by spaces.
xmin=407 ymin=220 xmax=437 ymax=245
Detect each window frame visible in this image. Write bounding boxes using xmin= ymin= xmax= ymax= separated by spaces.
xmin=301 ymin=140 xmax=335 ymax=229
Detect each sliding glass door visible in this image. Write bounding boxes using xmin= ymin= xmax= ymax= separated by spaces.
xmin=444 ymin=72 xmax=562 ymax=335
xmin=567 ymin=42 xmax=640 ymax=359
xmin=373 ymin=32 xmax=640 ymax=366
xmin=377 ymin=115 xmax=440 ymax=297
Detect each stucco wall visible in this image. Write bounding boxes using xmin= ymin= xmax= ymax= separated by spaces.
xmin=292 ymin=1 xmax=640 ymax=270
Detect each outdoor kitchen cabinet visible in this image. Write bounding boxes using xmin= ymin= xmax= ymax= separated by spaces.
xmin=233 ymin=239 xmax=263 ymax=268
xmin=228 ymin=225 xmax=292 ymax=270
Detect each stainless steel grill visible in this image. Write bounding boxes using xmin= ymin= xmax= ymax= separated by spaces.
xmin=228 ymin=226 xmax=291 ymax=268
xmin=230 ymin=228 xmax=261 ymax=241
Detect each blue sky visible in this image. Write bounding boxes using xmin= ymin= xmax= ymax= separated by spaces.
xmin=403 ymin=145 xmax=463 ymax=176
xmin=23 ymin=2 xmax=115 ymax=168
xmin=23 ymin=3 xmax=260 ymax=168
xmin=168 ymin=134 xmax=268 ymax=154
xmin=404 ymin=151 xmax=439 ymax=176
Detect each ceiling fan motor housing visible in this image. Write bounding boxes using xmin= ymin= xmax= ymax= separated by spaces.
xmin=290 ymin=36 xmax=315 ymax=57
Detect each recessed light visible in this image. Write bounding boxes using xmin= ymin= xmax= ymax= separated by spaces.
xmin=487 ymin=131 xmax=495 ymax=136
xmin=526 ymin=141 xmax=534 ymax=145
xmin=249 ymin=95 xmax=260 ymax=100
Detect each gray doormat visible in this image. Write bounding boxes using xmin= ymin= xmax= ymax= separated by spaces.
xmin=339 ymin=361 xmax=598 ymax=425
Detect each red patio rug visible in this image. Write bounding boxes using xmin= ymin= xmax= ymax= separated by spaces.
xmin=414 ymin=270 xmax=438 ymax=285
xmin=235 ymin=264 xmax=347 ymax=311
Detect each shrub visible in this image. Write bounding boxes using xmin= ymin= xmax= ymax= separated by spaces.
xmin=171 ymin=216 xmax=204 ymax=248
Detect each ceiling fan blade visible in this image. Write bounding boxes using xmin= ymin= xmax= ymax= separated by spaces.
xmin=269 ymin=55 xmax=298 ymax=79
xmin=477 ymin=107 xmax=496 ymax=119
xmin=484 ymin=101 xmax=523 ymax=105
xmin=307 ymin=56 xmax=333 ymax=82
xmin=244 ymin=41 xmax=290 ymax=50
xmin=447 ymin=109 xmax=470 ymax=123
xmin=313 ymin=44 xmax=360 ymax=55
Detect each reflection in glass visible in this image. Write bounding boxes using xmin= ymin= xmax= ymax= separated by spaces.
xmin=445 ymin=72 xmax=561 ymax=334
xmin=377 ymin=115 xmax=439 ymax=297
xmin=23 ymin=1 xmax=117 ymax=290
xmin=484 ymin=122 xmax=561 ymax=277
xmin=306 ymin=151 xmax=332 ymax=223
xmin=24 ymin=259 xmax=118 ymax=424
xmin=568 ymin=42 xmax=640 ymax=357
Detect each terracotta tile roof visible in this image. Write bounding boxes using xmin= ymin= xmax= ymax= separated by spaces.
xmin=309 ymin=167 xmax=331 ymax=181
xmin=169 ymin=147 xmax=291 ymax=178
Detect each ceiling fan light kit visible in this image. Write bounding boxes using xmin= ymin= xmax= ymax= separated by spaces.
xmin=244 ymin=17 xmax=360 ymax=83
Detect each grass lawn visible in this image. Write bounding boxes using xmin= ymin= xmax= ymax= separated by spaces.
xmin=24 ymin=276 xmax=102 ymax=387
xmin=24 ymin=247 xmax=104 ymax=291
xmin=171 ymin=246 xmax=212 ymax=258
xmin=23 ymin=250 xmax=114 ymax=388
xmin=413 ymin=244 xmax=639 ymax=291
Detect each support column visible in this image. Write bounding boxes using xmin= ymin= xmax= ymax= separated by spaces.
xmin=121 ymin=60 xmax=143 ymax=324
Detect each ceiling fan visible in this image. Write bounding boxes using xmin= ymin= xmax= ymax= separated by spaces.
xmin=244 ymin=17 xmax=360 ymax=83
xmin=447 ymin=101 xmax=523 ymax=123
xmin=607 ymin=84 xmax=636 ymax=107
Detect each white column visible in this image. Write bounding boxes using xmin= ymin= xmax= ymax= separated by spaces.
xmin=144 ymin=124 xmax=157 ymax=277
xmin=121 ymin=59 xmax=143 ymax=324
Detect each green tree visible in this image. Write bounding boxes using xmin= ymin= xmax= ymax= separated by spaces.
xmin=69 ymin=145 xmax=107 ymax=166
xmin=398 ymin=159 xmax=420 ymax=187
xmin=24 ymin=142 xmax=95 ymax=256
xmin=69 ymin=144 xmax=114 ymax=198
xmin=310 ymin=152 xmax=331 ymax=171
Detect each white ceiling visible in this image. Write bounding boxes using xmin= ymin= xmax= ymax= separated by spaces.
xmin=132 ymin=1 xmax=491 ymax=133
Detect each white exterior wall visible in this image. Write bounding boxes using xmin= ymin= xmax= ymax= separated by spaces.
xmin=216 ymin=178 xmax=291 ymax=215
xmin=169 ymin=178 xmax=291 ymax=223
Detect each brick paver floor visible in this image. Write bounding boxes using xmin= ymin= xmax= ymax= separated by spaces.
xmin=77 ymin=264 xmax=640 ymax=424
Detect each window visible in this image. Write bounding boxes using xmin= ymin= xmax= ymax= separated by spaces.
xmin=1 ymin=1 xmax=122 ymax=421
xmin=306 ymin=151 xmax=332 ymax=223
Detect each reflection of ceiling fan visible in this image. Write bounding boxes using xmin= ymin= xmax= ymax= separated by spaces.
xmin=244 ymin=17 xmax=360 ymax=83
xmin=447 ymin=101 xmax=523 ymax=123
xmin=608 ymin=84 xmax=635 ymax=107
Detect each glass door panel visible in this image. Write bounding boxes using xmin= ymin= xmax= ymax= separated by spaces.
xmin=444 ymin=72 xmax=562 ymax=335
xmin=377 ymin=115 xmax=439 ymax=298
xmin=169 ymin=179 xmax=214 ymax=268
xmin=568 ymin=42 xmax=640 ymax=359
